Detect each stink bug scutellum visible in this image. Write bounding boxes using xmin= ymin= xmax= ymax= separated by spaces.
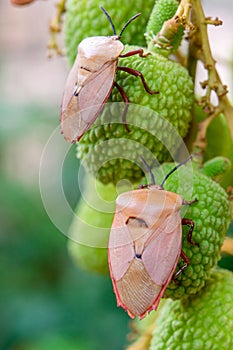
xmin=108 ymin=157 xmax=198 ymax=319
xmin=60 ymin=7 xmax=158 ymax=143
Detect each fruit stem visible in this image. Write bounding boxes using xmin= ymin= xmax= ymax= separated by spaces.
xmin=188 ymin=0 xmax=233 ymax=155
xmin=148 ymin=0 xmax=193 ymax=50
xmin=47 ymin=0 xmax=66 ymax=57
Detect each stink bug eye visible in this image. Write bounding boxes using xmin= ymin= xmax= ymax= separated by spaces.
xmin=60 ymin=8 xmax=159 ymax=143
xmin=108 ymin=156 xmax=198 ymax=319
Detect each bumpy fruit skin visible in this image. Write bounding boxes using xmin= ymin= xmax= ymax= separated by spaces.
xmin=151 ymin=163 xmax=231 ymax=299
xmin=146 ymin=0 xmax=184 ymax=55
xmin=77 ymin=48 xmax=194 ymax=184
xmin=64 ymin=0 xmax=155 ymax=65
xmin=68 ymin=177 xmax=116 ymax=274
xmin=149 ymin=268 xmax=233 ymax=350
xmin=68 ymin=162 xmax=231 ymax=302
xmin=68 ymin=176 xmax=135 ymax=274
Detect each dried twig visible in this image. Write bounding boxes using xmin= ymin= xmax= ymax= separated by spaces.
xmin=188 ymin=0 xmax=233 ymax=156
xmin=48 ymin=0 xmax=66 ymax=57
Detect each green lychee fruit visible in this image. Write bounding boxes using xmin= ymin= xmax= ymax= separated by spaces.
xmin=64 ymin=0 xmax=155 ymax=65
xmin=149 ymin=268 xmax=233 ymax=350
xmin=68 ymin=161 xmax=231 ymax=302
xmin=150 ymin=163 xmax=231 ymax=299
xmin=200 ymin=156 xmax=232 ymax=181
xmin=77 ymin=48 xmax=194 ymax=184
xmin=68 ymin=175 xmax=132 ymax=274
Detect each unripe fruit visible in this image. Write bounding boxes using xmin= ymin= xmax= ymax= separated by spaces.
xmin=68 ymin=162 xmax=231 ymax=304
xmin=64 ymin=0 xmax=155 ymax=65
xmin=149 ymin=268 xmax=233 ymax=350
xmin=68 ymin=176 xmax=131 ymax=274
xmin=151 ymin=163 xmax=231 ymax=299
xmin=77 ymin=48 xmax=194 ymax=184
xmin=205 ymin=115 xmax=233 ymax=187
xmin=146 ymin=0 xmax=184 ymax=56
xmin=200 ymin=156 xmax=231 ymax=180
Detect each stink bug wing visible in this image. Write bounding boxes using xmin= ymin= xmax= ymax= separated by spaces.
xmin=109 ymin=187 xmax=184 ymax=318
xmin=109 ymin=211 xmax=135 ymax=281
xmin=61 ymin=61 xmax=117 ymax=142
xmin=61 ymin=56 xmax=79 ymax=116
xmin=77 ymin=62 xmax=117 ymax=117
xmin=61 ymin=36 xmax=124 ymax=142
xmin=141 ymin=224 xmax=182 ymax=314
xmin=142 ymin=215 xmax=182 ymax=286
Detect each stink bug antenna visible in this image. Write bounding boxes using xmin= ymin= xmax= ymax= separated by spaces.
xmin=119 ymin=13 xmax=141 ymax=38
xmin=160 ymin=155 xmax=192 ymax=188
xmin=100 ymin=6 xmax=117 ymax=35
xmin=140 ymin=156 xmax=155 ymax=185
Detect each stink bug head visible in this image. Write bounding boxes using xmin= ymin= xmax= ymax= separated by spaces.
xmin=109 ymin=156 xmax=197 ymax=319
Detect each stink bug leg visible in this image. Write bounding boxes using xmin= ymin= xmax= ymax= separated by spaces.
xmin=118 ymin=48 xmax=159 ymax=96
xmin=182 ymin=197 xmax=199 ymax=247
xmin=118 ymin=66 xmax=158 ymax=95
xmin=173 ymin=250 xmax=190 ymax=279
xmin=116 ymin=50 xmax=159 ymax=131
xmin=182 ymin=218 xmax=199 ymax=246
xmin=173 ymin=201 xmax=199 ymax=281
xmin=120 ymin=48 xmax=149 ymax=58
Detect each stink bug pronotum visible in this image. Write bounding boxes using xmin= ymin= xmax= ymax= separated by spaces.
xmin=108 ymin=156 xmax=198 ymax=319
xmin=61 ymin=7 xmax=159 ymax=143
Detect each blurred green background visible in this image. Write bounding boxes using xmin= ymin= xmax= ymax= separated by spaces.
xmin=0 ymin=1 xmax=232 ymax=350
xmin=0 ymin=106 xmax=129 ymax=350
xmin=0 ymin=2 xmax=129 ymax=349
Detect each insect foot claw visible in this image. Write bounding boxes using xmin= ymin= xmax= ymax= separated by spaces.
xmin=140 ymin=52 xmax=151 ymax=58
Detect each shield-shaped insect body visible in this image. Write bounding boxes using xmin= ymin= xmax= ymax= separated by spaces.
xmin=61 ymin=36 xmax=124 ymax=142
xmin=108 ymin=159 xmax=197 ymax=319
xmin=61 ymin=7 xmax=158 ymax=143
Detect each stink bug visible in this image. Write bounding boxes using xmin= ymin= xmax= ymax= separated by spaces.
xmin=108 ymin=157 xmax=198 ymax=319
xmin=61 ymin=7 xmax=158 ymax=143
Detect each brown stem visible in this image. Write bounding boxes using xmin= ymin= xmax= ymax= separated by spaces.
xmin=147 ymin=0 xmax=193 ymax=50
xmin=189 ymin=0 xmax=233 ymax=154
xmin=48 ymin=0 xmax=66 ymax=57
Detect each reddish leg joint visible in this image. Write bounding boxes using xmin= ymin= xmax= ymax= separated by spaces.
xmin=182 ymin=198 xmax=199 ymax=246
xmin=118 ymin=66 xmax=159 ymax=95
xmin=182 ymin=218 xmax=198 ymax=246
xmin=119 ymin=49 xmax=150 ymax=58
